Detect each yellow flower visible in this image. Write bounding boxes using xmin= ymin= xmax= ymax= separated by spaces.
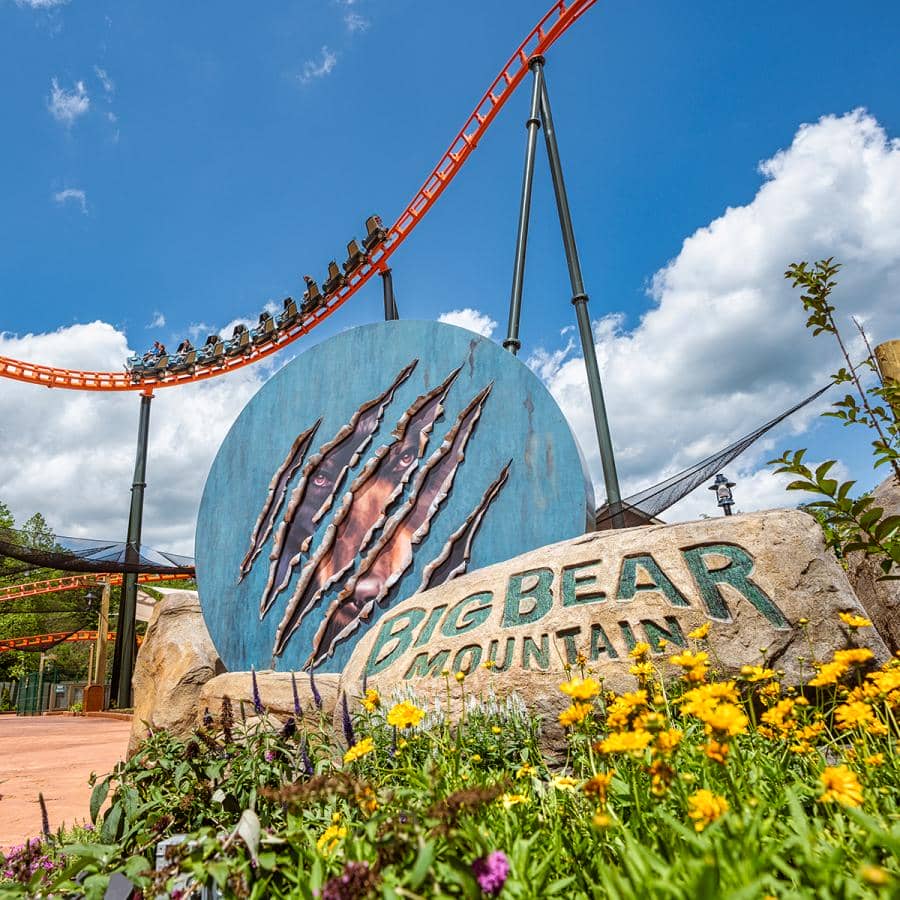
xmin=740 ymin=665 xmax=777 ymax=683
xmin=833 ymin=647 xmax=874 ymax=666
xmin=516 ymin=763 xmax=537 ymax=779
xmin=558 ymin=702 xmax=593 ymax=728
xmin=630 ymin=662 xmax=654 ymax=679
xmin=835 ymin=701 xmax=877 ymax=731
xmin=704 ymin=739 xmax=729 ymax=764
xmin=647 ymin=759 xmax=674 ymax=795
xmin=688 ymin=622 xmax=710 ymax=640
xmin=860 ymin=864 xmax=891 ymax=886
xmin=819 ymin=765 xmax=863 ymax=807
xmin=606 ymin=690 xmax=648 ymax=730
xmin=687 ymin=789 xmax=728 ymax=832
xmin=316 ymin=824 xmax=347 ymax=856
xmin=839 ymin=612 xmax=872 ymax=629
xmin=455 ymin=670 xmax=466 ymax=682
xmin=491 ymin=725 xmax=502 ymax=735
xmin=500 ymin=793 xmax=528 ymax=808
xmin=481 ymin=660 xmax=495 ymax=670
xmin=629 ymin=642 xmax=652 ymax=660
xmin=361 ymin=689 xmax=381 ymax=713
xmin=808 ymin=661 xmax=848 ymax=687
xmin=670 ymin=650 xmax=709 ymax=669
xmin=654 ymin=728 xmax=683 ymax=754
xmin=679 ymin=682 xmax=739 ymax=715
xmin=551 ymin=775 xmax=579 ymax=792
xmin=386 ymin=700 xmax=424 ymax=729
xmin=343 ymin=737 xmax=375 ymax=764
xmin=559 ymin=676 xmax=601 ymax=700
xmin=701 ymin=702 xmax=749 ymax=738
xmin=596 ymin=730 xmax=653 ymax=755
xmin=583 ymin=771 xmax=615 ymax=803
xmin=865 ymin=753 xmax=885 ymax=767
xmin=592 ymin=811 xmax=612 ymax=828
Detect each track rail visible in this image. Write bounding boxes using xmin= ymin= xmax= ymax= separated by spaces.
xmin=0 ymin=572 xmax=192 ymax=604
xmin=0 ymin=630 xmax=143 ymax=652
xmin=0 ymin=0 xmax=596 ymax=393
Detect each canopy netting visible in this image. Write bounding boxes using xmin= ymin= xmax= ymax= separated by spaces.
xmin=0 ymin=528 xmax=195 ymax=576
xmin=595 ymin=382 xmax=833 ymax=529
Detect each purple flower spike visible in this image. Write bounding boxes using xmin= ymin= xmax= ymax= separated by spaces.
xmin=291 ymin=671 xmax=302 ymax=717
xmin=472 ymin=851 xmax=510 ymax=896
xmin=341 ymin=692 xmax=355 ymax=748
xmin=251 ymin=667 xmax=265 ymax=715
xmin=300 ymin=737 xmax=314 ymax=776
xmin=309 ymin=666 xmax=323 ymax=710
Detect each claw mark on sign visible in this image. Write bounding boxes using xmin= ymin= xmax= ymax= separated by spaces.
xmin=297 ymin=382 xmax=493 ymax=666
xmin=418 ymin=459 xmax=511 ymax=592
xmin=238 ymin=420 xmax=321 ymax=582
xmin=274 ymin=365 xmax=463 ymax=642
xmin=259 ymin=360 xmax=417 ymax=618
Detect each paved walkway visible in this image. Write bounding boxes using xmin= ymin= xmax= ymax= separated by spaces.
xmin=0 ymin=716 xmax=130 ymax=850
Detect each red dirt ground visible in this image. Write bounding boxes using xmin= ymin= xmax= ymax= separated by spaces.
xmin=0 ymin=716 xmax=130 ymax=850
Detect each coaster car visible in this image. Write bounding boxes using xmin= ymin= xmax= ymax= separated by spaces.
xmin=169 ymin=349 xmax=197 ymax=374
xmin=322 ymin=260 xmax=346 ymax=296
xmin=252 ymin=311 xmax=276 ymax=345
xmin=301 ymin=276 xmax=323 ymax=316
xmin=225 ymin=324 xmax=251 ymax=357
xmin=342 ymin=239 xmax=367 ymax=275
xmin=277 ymin=297 xmax=298 ymax=329
xmin=198 ymin=334 xmax=225 ymax=366
xmin=362 ymin=215 xmax=387 ymax=253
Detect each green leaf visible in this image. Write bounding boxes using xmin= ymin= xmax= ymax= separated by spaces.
xmin=408 ymin=839 xmax=435 ymax=890
xmin=89 ymin=777 xmax=110 ymax=823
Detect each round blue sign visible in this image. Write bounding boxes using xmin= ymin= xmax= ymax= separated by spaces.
xmin=196 ymin=320 xmax=593 ymax=674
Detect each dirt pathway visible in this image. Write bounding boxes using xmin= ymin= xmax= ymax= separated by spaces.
xmin=0 ymin=717 xmax=129 ymax=851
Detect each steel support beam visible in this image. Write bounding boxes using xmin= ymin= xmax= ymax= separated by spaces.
xmin=538 ymin=69 xmax=624 ymax=528
xmin=503 ymin=56 xmax=544 ymax=355
xmin=110 ymin=390 xmax=152 ymax=707
xmin=380 ymin=267 xmax=399 ymax=321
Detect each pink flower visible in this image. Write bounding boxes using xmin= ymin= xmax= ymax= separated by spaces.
xmin=472 ymin=851 xmax=510 ymax=896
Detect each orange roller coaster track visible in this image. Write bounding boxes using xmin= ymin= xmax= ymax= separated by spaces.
xmin=0 ymin=572 xmax=193 ymax=604
xmin=0 ymin=0 xmax=596 ymax=393
xmin=0 ymin=630 xmax=144 ymax=652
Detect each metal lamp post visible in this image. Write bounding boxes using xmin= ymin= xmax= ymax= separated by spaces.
xmin=709 ymin=473 xmax=736 ymax=516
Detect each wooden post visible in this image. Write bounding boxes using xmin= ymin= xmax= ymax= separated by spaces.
xmin=94 ymin=581 xmax=111 ymax=688
xmin=875 ymin=339 xmax=900 ymax=421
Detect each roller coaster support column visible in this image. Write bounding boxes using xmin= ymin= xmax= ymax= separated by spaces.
xmin=504 ymin=56 xmax=544 ymax=355
xmin=110 ymin=389 xmax=152 ymax=708
xmin=538 ymin=63 xmax=624 ymax=529
xmin=380 ymin=267 xmax=399 ymax=321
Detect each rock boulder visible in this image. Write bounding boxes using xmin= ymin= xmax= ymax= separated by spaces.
xmin=846 ymin=474 xmax=900 ymax=652
xmin=129 ymin=591 xmax=224 ymax=754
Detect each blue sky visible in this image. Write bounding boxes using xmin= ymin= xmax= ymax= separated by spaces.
xmin=2 ymin=0 xmax=900 ymax=551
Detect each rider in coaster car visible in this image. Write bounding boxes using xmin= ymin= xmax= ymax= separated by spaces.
xmin=176 ymin=338 xmax=194 ymax=353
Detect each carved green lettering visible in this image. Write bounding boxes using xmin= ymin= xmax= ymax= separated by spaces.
xmin=366 ymin=608 xmax=427 ymax=675
xmin=522 ymin=634 xmax=550 ymax=670
xmin=618 ymin=621 xmax=637 ymax=652
xmin=488 ymin=637 xmax=516 ymax=671
xmin=556 ymin=626 xmax=582 ymax=664
xmin=616 ymin=554 xmax=689 ymax=607
xmin=561 ymin=560 xmax=606 ymax=606
xmin=404 ymin=649 xmax=450 ymax=680
xmin=681 ymin=544 xmax=788 ymax=628
xmin=441 ymin=592 xmax=492 ymax=638
xmin=590 ymin=623 xmax=619 ymax=660
xmin=640 ymin=616 xmax=687 ymax=653
xmin=452 ymin=644 xmax=482 ymax=674
xmin=414 ymin=605 xmax=448 ymax=647
xmin=502 ymin=568 xmax=554 ymax=627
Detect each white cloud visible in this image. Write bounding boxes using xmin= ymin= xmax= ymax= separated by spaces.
xmin=93 ymin=65 xmax=114 ymax=96
xmin=299 ymin=46 xmax=338 ymax=83
xmin=53 ymin=187 xmax=87 ymax=214
xmin=48 ymin=78 xmax=89 ymax=126
xmin=527 ymin=109 xmax=900 ymax=521
xmin=344 ymin=12 xmax=369 ymax=32
xmin=147 ymin=311 xmax=166 ymax=329
xmin=0 ymin=322 xmax=274 ymax=555
xmin=15 ymin=0 xmax=67 ymax=7
xmin=438 ymin=308 xmax=498 ymax=339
